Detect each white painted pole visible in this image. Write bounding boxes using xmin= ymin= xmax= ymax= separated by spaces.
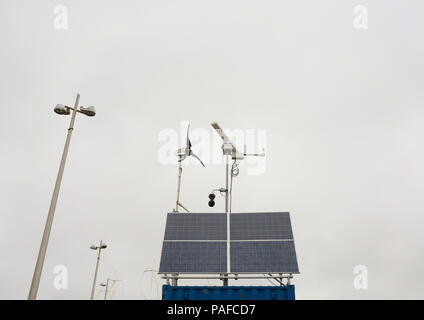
xmin=28 ymin=94 xmax=80 ymax=300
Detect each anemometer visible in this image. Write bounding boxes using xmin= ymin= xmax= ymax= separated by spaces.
xmin=208 ymin=122 xmax=265 ymax=212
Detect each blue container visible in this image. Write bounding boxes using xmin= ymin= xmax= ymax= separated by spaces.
xmin=162 ymin=285 xmax=295 ymax=300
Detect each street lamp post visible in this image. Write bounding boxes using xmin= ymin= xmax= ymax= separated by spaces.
xmin=90 ymin=240 xmax=107 ymax=300
xmin=100 ymin=278 xmax=121 ymax=300
xmin=100 ymin=279 xmax=110 ymax=300
xmin=28 ymin=93 xmax=96 ymax=300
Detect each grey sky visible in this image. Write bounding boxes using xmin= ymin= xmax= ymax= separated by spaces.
xmin=1 ymin=0 xmax=424 ymax=299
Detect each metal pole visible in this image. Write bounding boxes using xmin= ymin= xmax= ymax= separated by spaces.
xmin=223 ymin=154 xmax=229 ymax=286
xmin=103 ymin=279 xmax=110 ymax=300
xmin=172 ymin=160 xmax=183 ymax=283
xmin=175 ymin=159 xmax=182 ymax=212
xmin=225 ymin=155 xmax=229 ymax=214
xmin=222 ymin=276 xmax=228 ymax=286
xmin=28 ymin=93 xmax=80 ymax=300
xmin=90 ymin=240 xmax=103 ymax=300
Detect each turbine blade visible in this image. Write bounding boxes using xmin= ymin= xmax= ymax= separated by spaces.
xmin=186 ymin=124 xmax=191 ymax=149
xmin=190 ymin=152 xmax=205 ymax=167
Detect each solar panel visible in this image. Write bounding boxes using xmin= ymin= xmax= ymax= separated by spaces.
xmin=230 ymin=241 xmax=298 ymax=273
xmin=230 ymin=212 xmax=293 ymax=240
xmin=158 ymin=212 xmax=299 ymax=274
xmin=163 ymin=213 xmax=227 ymax=240
xmin=159 ymin=241 xmax=227 ymax=273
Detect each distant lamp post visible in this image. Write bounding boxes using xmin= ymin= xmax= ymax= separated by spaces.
xmin=90 ymin=240 xmax=107 ymax=300
xmin=28 ymin=93 xmax=96 ymax=300
xmin=99 ymin=282 xmax=108 ymax=300
xmin=100 ymin=278 xmax=121 ymax=300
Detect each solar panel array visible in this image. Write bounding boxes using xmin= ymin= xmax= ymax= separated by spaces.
xmin=164 ymin=213 xmax=227 ymax=240
xmin=159 ymin=212 xmax=299 ymax=274
xmin=160 ymin=242 xmax=227 ymax=273
xmin=230 ymin=212 xmax=293 ymax=240
xmin=230 ymin=241 xmax=298 ymax=273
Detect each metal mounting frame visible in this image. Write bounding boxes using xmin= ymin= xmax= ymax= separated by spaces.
xmin=160 ymin=273 xmax=294 ymax=287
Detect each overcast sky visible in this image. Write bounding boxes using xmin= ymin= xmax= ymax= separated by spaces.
xmin=1 ymin=0 xmax=424 ymax=299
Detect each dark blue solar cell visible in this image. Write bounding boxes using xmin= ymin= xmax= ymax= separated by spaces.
xmin=230 ymin=241 xmax=299 ymax=273
xmin=230 ymin=212 xmax=293 ymax=240
xmin=159 ymin=241 xmax=227 ymax=273
xmin=164 ymin=213 xmax=227 ymax=240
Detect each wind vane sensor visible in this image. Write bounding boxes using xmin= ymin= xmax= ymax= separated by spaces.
xmin=208 ymin=122 xmax=265 ymax=212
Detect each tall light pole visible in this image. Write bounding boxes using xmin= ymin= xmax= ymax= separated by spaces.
xmin=90 ymin=240 xmax=107 ymax=300
xmin=28 ymin=93 xmax=96 ymax=300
